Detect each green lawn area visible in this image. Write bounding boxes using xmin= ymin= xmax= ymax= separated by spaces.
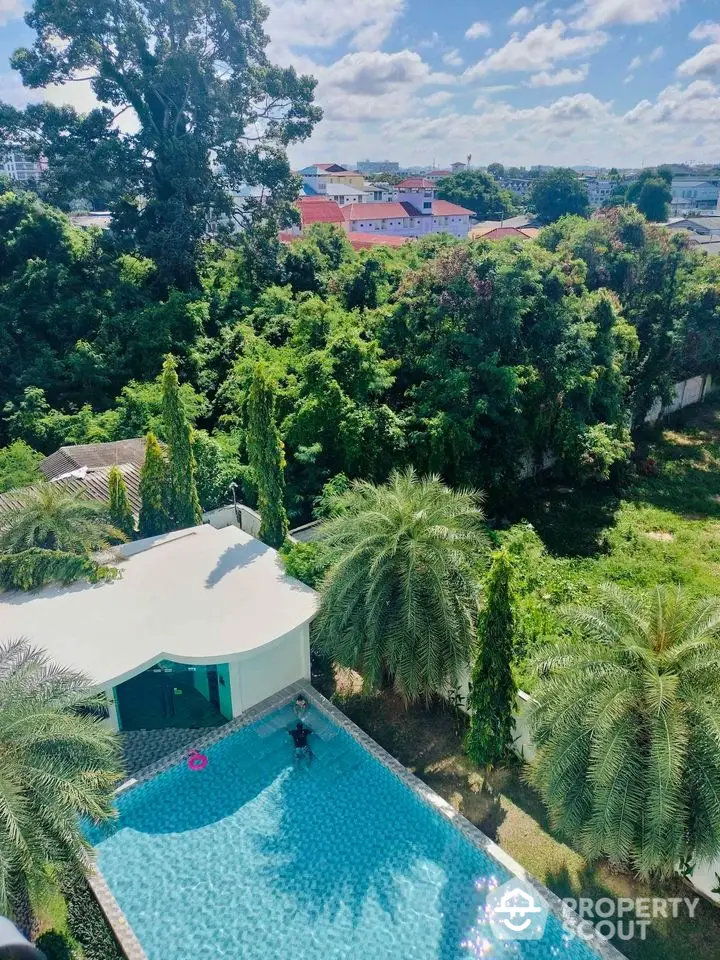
xmin=319 ymin=397 xmax=720 ymax=960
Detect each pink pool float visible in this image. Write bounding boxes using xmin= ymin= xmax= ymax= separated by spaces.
xmin=187 ymin=750 xmax=208 ymax=771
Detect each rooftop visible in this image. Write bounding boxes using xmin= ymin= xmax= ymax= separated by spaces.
xmin=0 ymin=463 xmax=142 ymax=517
xmin=343 ymin=202 xmax=410 ymax=221
xmin=0 ymin=524 xmax=318 ymax=691
xmin=296 ymin=196 xmax=346 ymax=226
xmin=40 ymin=438 xmax=147 ymax=481
xmin=347 ymin=233 xmax=414 ymax=249
xmin=397 ymin=178 xmax=435 ymax=190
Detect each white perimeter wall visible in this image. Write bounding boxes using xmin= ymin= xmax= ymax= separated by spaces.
xmin=229 ymin=623 xmax=311 ymax=715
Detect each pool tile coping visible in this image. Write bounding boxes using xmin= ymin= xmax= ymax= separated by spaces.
xmin=88 ymin=681 xmax=626 ymax=960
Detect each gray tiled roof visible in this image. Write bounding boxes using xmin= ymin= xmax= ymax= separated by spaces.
xmin=0 ymin=463 xmax=142 ymax=517
xmin=40 ymin=439 xmax=146 ymax=480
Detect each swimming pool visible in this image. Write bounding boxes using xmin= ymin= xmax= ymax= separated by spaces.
xmin=89 ymin=690 xmax=621 ymax=960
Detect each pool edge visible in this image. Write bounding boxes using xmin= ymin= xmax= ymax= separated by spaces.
xmin=90 ymin=680 xmax=627 ymax=960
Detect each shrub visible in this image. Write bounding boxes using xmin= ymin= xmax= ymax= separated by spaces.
xmin=35 ymin=930 xmax=73 ymax=960
xmin=59 ymin=868 xmax=124 ymax=960
xmin=0 ymin=548 xmax=119 ymax=591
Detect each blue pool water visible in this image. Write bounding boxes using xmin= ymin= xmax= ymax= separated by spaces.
xmin=89 ymin=702 xmax=606 ymax=959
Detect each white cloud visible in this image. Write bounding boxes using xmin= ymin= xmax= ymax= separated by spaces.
xmin=677 ymin=44 xmax=720 ymax=78
xmin=465 ymin=21 xmax=492 ymax=40
xmin=314 ymin=50 xmax=453 ymax=123
xmin=509 ymin=6 xmax=534 ymax=26
xmin=529 ymin=64 xmax=589 ymax=86
xmin=265 ymin=0 xmax=405 ymax=54
xmin=628 ymin=56 xmax=643 ymax=71
xmin=0 ymin=0 xmax=25 ymax=26
xmin=464 ymin=21 xmax=608 ymax=78
xmin=424 ymin=91 xmax=453 ymax=107
xmin=443 ymin=49 xmax=464 ymax=67
xmin=690 ymin=22 xmax=720 ymax=43
xmin=573 ymin=0 xmax=683 ymax=31
xmin=624 ymin=80 xmax=720 ymax=124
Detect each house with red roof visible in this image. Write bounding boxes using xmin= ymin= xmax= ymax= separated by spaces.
xmin=343 ymin=188 xmax=473 ymax=239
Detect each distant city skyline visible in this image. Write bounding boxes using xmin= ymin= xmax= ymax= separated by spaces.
xmin=1 ymin=1 xmax=719 ymax=169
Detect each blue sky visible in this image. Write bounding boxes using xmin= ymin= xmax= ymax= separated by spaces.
xmin=1 ymin=0 xmax=720 ymax=168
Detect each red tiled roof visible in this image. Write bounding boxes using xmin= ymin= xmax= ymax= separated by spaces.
xmin=397 ymin=178 xmax=435 ymax=189
xmin=297 ymin=197 xmax=346 ymax=225
xmin=428 ymin=169 xmax=452 ymax=177
xmin=432 ymin=200 xmax=473 ymax=217
xmin=347 ymin=233 xmax=413 ymax=249
xmin=343 ymin=202 xmax=410 ymax=221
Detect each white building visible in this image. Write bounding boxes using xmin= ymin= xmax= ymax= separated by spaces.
xmin=343 ymin=198 xmax=473 ymax=239
xmin=2 ymin=151 xmax=45 ymax=182
xmin=582 ymin=177 xmax=614 ymax=208
xmin=0 ymin=524 xmax=317 ymax=732
xmin=670 ymin=178 xmax=720 ymax=215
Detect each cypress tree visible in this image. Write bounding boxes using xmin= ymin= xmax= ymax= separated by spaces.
xmin=466 ymin=549 xmax=517 ymax=768
xmin=107 ymin=466 xmax=135 ymax=539
xmin=247 ymin=362 xmax=289 ymax=549
xmin=161 ymin=354 xmax=202 ymax=529
xmin=138 ymin=433 xmax=171 ymax=538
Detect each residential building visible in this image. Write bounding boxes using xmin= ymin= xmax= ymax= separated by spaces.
xmin=500 ymin=177 xmax=533 ymax=199
xmin=582 ymin=176 xmax=614 ymax=208
xmin=1 ymin=150 xmax=45 ymax=182
xmin=0 ymin=439 xmax=147 ymax=519
xmin=670 ymin=178 xmax=720 ymax=215
xmin=451 ymin=161 xmax=467 ymax=173
xmin=356 ymin=160 xmax=400 ymax=175
xmin=666 ymin=216 xmax=720 ymax=237
xmin=396 ymin=177 xmax=437 ymax=213
xmin=0 ymin=522 xmax=317 ymax=732
xmin=299 ymin=164 xmax=366 ymax=192
xmin=283 ymin=196 xmax=347 ymax=236
xmin=303 ymin=181 xmax=370 ymax=205
xmin=342 ymin=197 xmax=473 ymax=239
xmin=426 ymin=169 xmax=453 ymax=183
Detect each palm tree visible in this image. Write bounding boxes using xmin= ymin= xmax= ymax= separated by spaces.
xmin=0 ymin=486 xmax=124 ymax=556
xmin=0 ymin=639 xmax=122 ymax=915
xmin=529 ymin=585 xmax=720 ymax=878
xmin=314 ymin=468 xmax=489 ymax=702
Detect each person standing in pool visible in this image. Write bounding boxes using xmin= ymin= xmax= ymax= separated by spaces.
xmin=289 ymin=721 xmax=313 ymax=761
xmin=294 ymin=693 xmax=308 ymax=719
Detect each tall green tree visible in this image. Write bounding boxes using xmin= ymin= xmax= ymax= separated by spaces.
xmin=529 ymin=585 xmax=720 ymax=878
xmin=466 ymin=550 xmax=517 ymax=767
xmin=314 ymin=469 xmax=489 ymax=702
xmin=107 ymin=466 xmax=135 ymax=539
xmin=0 ymin=440 xmax=43 ymax=493
xmin=2 ymin=0 xmax=321 ymax=285
xmin=0 ymin=486 xmax=123 ymax=555
xmin=0 ymin=639 xmax=122 ymax=916
xmin=161 ymin=355 xmax=202 ymax=530
xmin=138 ymin=432 xmax=170 ymax=538
xmin=437 ymin=169 xmax=516 ymax=221
xmin=530 ymin=168 xmax=590 ymax=223
xmin=626 ymin=169 xmax=672 ymax=222
xmin=246 ymin=362 xmax=289 ymax=548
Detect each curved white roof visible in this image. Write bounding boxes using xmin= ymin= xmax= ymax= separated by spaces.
xmin=0 ymin=525 xmax=318 ymax=690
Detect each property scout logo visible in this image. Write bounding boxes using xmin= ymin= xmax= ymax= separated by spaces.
xmin=485 ymin=878 xmax=549 ymax=941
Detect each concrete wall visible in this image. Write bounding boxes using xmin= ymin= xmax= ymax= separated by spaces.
xmin=229 ymin=623 xmax=310 ymax=716
xmin=644 ymin=374 xmax=713 ymax=424
xmin=202 ymin=504 xmax=262 ymax=537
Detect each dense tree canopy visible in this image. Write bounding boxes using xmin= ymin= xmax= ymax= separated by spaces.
xmin=626 ymin=168 xmax=673 ymax=222
xmin=1 ymin=0 xmax=321 ymax=285
xmin=530 ymin=168 xmax=590 ymax=223
xmin=437 ymin=169 xmax=516 ymax=221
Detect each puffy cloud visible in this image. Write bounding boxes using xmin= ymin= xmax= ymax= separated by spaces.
xmin=0 ymin=0 xmax=25 ymax=26
xmin=265 ymin=0 xmax=405 ymax=54
xmin=424 ymin=91 xmax=453 ymax=107
xmin=314 ymin=50 xmax=453 ymax=123
xmin=624 ymin=80 xmax=720 ymax=124
xmin=573 ymin=0 xmax=683 ymax=31
xmin=509 ymin=6 xmax=534 ymax=26
xmin=529 ymin=64 xmax=589 ymax=86
xmin=677 ymin=44 xmax=720 ymax=78
xmin=465 ymin=21 xmax=492 ymax=40
xmin=690 ymin=22 xmax=720 ymax=43
xmin=464 ymin=21 xmax=608 ymax=78
xmin=443 ymin=49 xmax=464 ymax=67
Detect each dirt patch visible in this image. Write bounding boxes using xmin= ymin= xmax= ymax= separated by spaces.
xmin=644 ymin=531 xmax=675 ymax=542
